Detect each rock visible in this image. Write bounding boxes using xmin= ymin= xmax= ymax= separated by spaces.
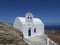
xmin=0 ymin=21 xmax=28 ymax=45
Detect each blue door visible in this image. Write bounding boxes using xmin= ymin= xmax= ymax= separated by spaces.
xmin=28 ymin=29 xmax=31 ymax=36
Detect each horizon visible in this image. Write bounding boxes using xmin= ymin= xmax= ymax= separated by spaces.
xmin=0 ymin=0 xmax=60 ymax=26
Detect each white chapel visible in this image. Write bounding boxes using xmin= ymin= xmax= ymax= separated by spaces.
xmin=13 ymin=12 xmax=44 ymax=38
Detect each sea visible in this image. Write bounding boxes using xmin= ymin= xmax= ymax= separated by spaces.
xmin=45 ymin=25 xmax=60 ymax=30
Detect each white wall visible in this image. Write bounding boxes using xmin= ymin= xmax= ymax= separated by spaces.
xmin=22 ymin=24 xmax=30 ymax=38
xmin=22 ymin=23 xmax=44 ymax=38
xmin=35 ymin=24 xmax=44 ymax=35
xmin=22 ymin=23 xmax=36 ymax=38
xmin=13 ymin=18 xmax=23 ymax=32
xmin=13 ymin=17 xmax=44 ymax=38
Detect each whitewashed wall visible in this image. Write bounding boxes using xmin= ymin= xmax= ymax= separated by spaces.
xmin=13 ymin=17 xmax=23 ymax=32
xmin=13 ymin=17 xmax=44 ymax=38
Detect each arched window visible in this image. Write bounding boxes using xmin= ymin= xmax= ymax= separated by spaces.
xmin=30 ymin=17 xmax=32 ymax=19
xmin=27 ymin=16 xmax=29 ymax=19
xmin=34 ymin=28 xmax=36 ymax=33
xmin=28 ymin=27 xmax=31 ymax=36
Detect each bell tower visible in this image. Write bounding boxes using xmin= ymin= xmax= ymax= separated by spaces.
xmin=25 ymin=12 xmax=33 ymax=23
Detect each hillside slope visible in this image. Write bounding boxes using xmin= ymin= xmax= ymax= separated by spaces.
xmin=0 ymin=21 xmax=28 ymax=45
xmin=45 ymin=30 xmax=60 ymax=45
xmin=25 ymin=34 xmax=58 ymax=45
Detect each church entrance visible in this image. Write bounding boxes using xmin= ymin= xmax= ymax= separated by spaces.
xmin=28 ymin=28 xmax=31 ymax=36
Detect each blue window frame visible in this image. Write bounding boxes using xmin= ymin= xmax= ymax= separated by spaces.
xmin=28 ymin=27 xmax=31 ymax=36
xmin=34 ymin=28 xmax=36 ymax=33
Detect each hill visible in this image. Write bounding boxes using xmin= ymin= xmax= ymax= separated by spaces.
xmin=0 ymin=21 xmax=28 ymax=45
xmin=45 ymin=30 xmax=60 ymax=45
xmin=0 ymin=21 xmax=59 ymax=45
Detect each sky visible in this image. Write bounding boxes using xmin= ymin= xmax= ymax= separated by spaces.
xmin=0 ymin=0 xmax=60 ymax=25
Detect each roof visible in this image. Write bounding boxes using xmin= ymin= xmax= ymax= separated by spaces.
xmin=16 ymin=17 xmax=44 ymax=24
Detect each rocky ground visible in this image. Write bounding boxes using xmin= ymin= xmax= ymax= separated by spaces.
xmin=45 ymin=30 xmax=60 ymax=45
xmin=0 ymin=21 xmax=28 ymax=45
xmin=25 ymin=34 xmax=58 ymax=45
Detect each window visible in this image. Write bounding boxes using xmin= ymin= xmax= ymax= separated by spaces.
xmin=27 ymin=16 xmax=29 ymax=19
xmin=28 ymin=27 xmax=31 ymax=36
xmin=27 ymin=16 xmax=32 ymax=19
xmin=30 ymin=17 xmax=32 ymax=19
xmin=34 ymin=28 xmax=36 ymax=33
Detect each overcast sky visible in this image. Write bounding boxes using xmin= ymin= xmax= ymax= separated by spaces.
xmin=0 ymin=0 xmax=60 ymax=25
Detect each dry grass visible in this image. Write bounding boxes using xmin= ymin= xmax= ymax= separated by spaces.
xmin=45 ymin=30 xmax=60 ymax=45
xmin=0 ymin=21 xmax=28 ymax=45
